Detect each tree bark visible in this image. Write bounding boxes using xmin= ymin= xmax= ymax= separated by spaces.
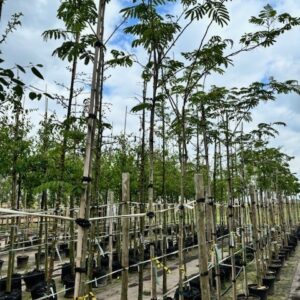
xmin=74 ymin=1 xmax=106 ymax=297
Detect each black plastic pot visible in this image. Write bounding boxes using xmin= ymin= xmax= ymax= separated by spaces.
xmin=55 ymin=249 xmax=65 ymax=261
xmin=284 ymin=245 xmax=294 ymax=254
xmin=262 ymin=275 xmax=276 ymax=295
xmin=235 ymin=253 xmax=244 ymax=267
xmin=277 ymin=254 xmax=285 ymax=264
xmin=0 ymin=274 xmax=22 ymax=292
xmin=288 ymin=242 xmax=297 ymax=251
xmin=184 ymin=236 xmax=194 ymax=248
xmin=289 ymin=235 xmax=298 ymax=247
xmin=62 ymin=274 xmax=74 ymax=298
xmin=61 ymin=263 xmax=72 ymax=282
xmin=268 ymin=264 xmax=282 ymax=281
xmin=100 ymin=254 xmax=109 ymax=268
xmin=128 ymin=257 xmax=139 ymax=273
xmin=211 ymin=265 xmax=229 ymax=287
xmin=24 ymin=241 xmax=32 ymax=248
xmin=92 ymin=267 xmax=106 ymax=287
xmin=167 ymin=241 xmax=178 ymax=258
xmin=246 ymin=253 xmax=255 ymax=262
xmin=16 ymin=255 xmax=29 ymax=269
xmin=86 ymin=258 xmax=96 ymax=270
xmin=167 ymin=226 xmax=173 ymax=235
xmin=34 ymin=252 xmax=45 ymax=264
xmin=174 ymin=287 xmax=201 ymax=300
xmin=271 ymin=259 xmax=281 ymax=265
xmin=31 ymin=235 xmax=39 ymax=245
xmin=266 ymin=270 xmax=275 ymax=278
xmin=112 ymin=260 xmax=122 ymax=278
xmin=0 ymin=290 xmax=22 ymax=300
xmin=237 ymin=294 xmax=260 ymax=300
xmin=248 ymin=284 xmax=269 ymax=300
xmin=189 ymin=276 xmax=200 ymax=291
xmin=59 ymin=243 xmax=68 ymax=251
xmin=23 ymin=269 xmax=45 ymax=291
xmin=64 ymin=248 xmax=70 ymax=258
xmin=278 ymin=249 xmax=289 ymax=259
xmin=219 ymin=265 xmax=231 ymax=283
xmin=30 ymin=280 xmax=57 ymax=300
xmin=216 ymin=224 xmax=229 ymax=237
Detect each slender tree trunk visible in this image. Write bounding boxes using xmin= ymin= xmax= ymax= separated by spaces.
xmin=87 ymin=17 xmax=106 ymax=285
xmin=69 ymin=195 xmax=75 ymax=275
xmin=58 ymin=31 xmax=80 ymax=201
xmin=224 ymin=113 xmax=237 ymax=300
xmin=37 ymin=95 xmax=49 ymax=272
xmin=48 ymin=33 xmax=81 ymax=282
xmin=196 ymin=117 xmax=200 ymax=172
xmin=178 ymin=113 xmax=188 ymax=300
xmin=148 ymin=45 xmax=161 ymax=300
xmin=239 ymin=130 xmax=249 ymax=295
xmin=0 ymin=0 xmax=3 ymax=20
xmin=6 ymin=102 xmax=20 ymax=293
xmin=200 ymin=104 xmax=220 ymax=299
xmin=74 ymin=1 xmax=106 ymax=297
xmin=138 ymin=81 xmax=147 ymax=300
xmin=161 ymin=96 xmax=168 ymax=295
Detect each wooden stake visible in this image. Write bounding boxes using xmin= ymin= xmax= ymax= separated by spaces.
xmin=278 ymin=192 xmax=288 ymax=247
xmin=108 ymin=190 xmax=114 ymax=282
xmin=249 ymin=185 xmax=263 ymax=287
xmin=194 ymin=174 xmax=211 ymax=300
xmin=121 ymin=173 xmax=130 ymax=300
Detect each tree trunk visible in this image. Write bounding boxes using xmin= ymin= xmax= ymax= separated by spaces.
xmin=138 ymin=81 xmax=147 ymax=300
xmin=161 ymin=95 xmax=168 ymax=295
xmin=200 ymin=104 xmax=220 ymax=299
xmin=6 ymin=102 xmax=20 ymax=293
xmin=224 ymin=112 xmax=237 ymax=300
xmin=74 ymin=1 xmax=106 ymax=297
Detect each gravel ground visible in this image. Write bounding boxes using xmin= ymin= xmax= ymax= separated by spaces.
xmin=287 ymin=246 xmax=300 ymax=300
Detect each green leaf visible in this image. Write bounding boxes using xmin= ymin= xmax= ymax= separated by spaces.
xmin=131 ymin=102 xmax=152 ymax=113
xmin=11 ymin=78 xmax=25 ymax=86
xmin=31 ymin=67 xmax=44 ymax=80
xmin=43 ymin=92 xmax=54 ymax=99
xmin=16 ymin=64 xmax=26 ymax=73
xmin=0 ymin=77 xmax=9 ymax=86
xmin=29 ymin=92 xmax=37 ymax=100
xmin=102 ymin=122 xmax=112 ymax=129
xmin=14 ymin=84 xmax=23 ymax=97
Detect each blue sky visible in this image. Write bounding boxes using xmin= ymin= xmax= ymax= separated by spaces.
xmin=1 ymin=0 xmax=300 ymax=178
